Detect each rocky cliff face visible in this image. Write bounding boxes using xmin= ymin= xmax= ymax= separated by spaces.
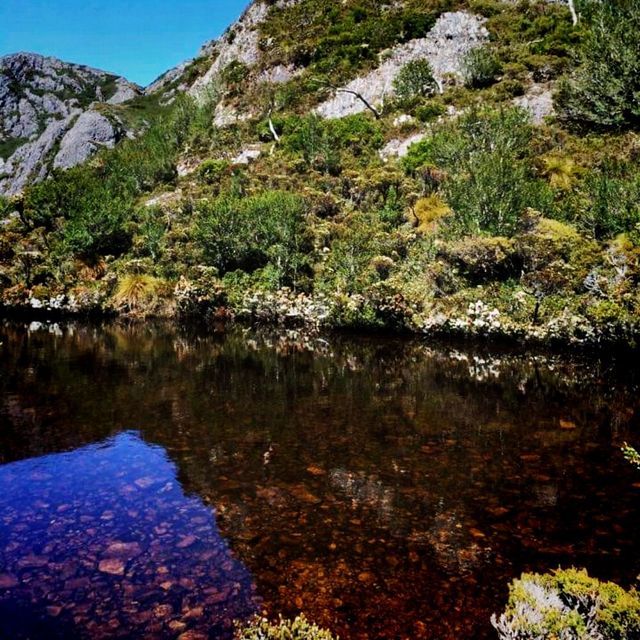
xmin=0 ymin=53 xmax=141 ymax=196
xmin=315 ymin=11 xmax=489 ymax=119
xmin=1 ymin=0 xmax=566 ymax=196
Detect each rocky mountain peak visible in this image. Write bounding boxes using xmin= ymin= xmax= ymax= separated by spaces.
xmin=0 ymin=52 xmax=142 ymax=196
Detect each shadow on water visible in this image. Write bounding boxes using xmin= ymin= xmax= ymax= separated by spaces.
xmin=0 ymin=319 xmax=639 ymax=639
xmin=0 ymin=431 xmax=259 ymax=639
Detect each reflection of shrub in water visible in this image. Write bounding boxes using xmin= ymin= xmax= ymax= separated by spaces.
xmin=329 ymin=468 xmax=395 ymax=524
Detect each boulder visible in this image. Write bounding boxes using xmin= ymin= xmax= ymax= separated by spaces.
xmin=53 ymin=111 xmax=121 ymax=169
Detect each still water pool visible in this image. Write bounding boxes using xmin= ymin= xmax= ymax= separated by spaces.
xmin=0 ymin=321 xmax=639 ymax=639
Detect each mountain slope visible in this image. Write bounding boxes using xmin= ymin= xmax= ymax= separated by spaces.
xmin=0 ymin=52 xmax=141 ymax=195
xmin=2 ymin=0 xmax=640 ymax=348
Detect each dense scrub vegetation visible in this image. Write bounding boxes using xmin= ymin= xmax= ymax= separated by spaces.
xmin=258 ymin=0 xmax=443 ymax=81
xmin=1 ymin=0 xmax=640 ymax=346
xmin=236 ymin=615 xmax=336 ymax=640
xmin=492 ymin=568 xmax=640 ymax=639
xmin=556 ymin=0 xmax=640 ymax=129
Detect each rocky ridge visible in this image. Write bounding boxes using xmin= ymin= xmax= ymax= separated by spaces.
xmin=316 ymin=11 xmax=489 ymax=119
xmin=1 ymin=0 xmax=574 ymax=197
xmin=0 ymin=52 xmax=141 ymax=196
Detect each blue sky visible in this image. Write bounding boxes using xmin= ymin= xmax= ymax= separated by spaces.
xmin=0 ymin=1 xmax=249 ymax=86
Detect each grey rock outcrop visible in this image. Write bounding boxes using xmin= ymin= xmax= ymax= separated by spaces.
xmin=514 ymin=83 xmax=554 ymax=124
xmin=189 ymin=1 xmax=269 ymax=98
xmin=146 ymin=61 xmax=191 ymax=96
xmin=0 ymin=113 xmax=79 ymax=194
xmin=232 ymin=144 xmax=262 ymax=164
xmin=54 ymin=111 xmax=122 ymax=169
xmin=107 ymin=78 xmax=141 ymax=105
xmin=315 ymin=12 xmax=488 ymax=119
xmin=379 ymin=133 xmax=427 ymax=161
xmin=0 ymin=52 xmax=140 ymax=195
xmin=258 ymin=64 xmax=300 ymax=85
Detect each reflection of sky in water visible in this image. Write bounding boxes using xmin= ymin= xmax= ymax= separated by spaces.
xmin=0 ymin=432 xmax=259 ymax=639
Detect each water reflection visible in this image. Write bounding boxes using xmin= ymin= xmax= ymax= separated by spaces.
xmin=0 ymin=432 xmax=259 ymax=639
xmin=0 ymin=321 xmax=639 ymax=639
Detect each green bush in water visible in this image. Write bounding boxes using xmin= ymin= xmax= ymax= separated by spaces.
xmin=236 ymin=615 xmax=337 ymax=640
xmin=492 ymin=568 xmax=640 ymax=640
xmin=622 ymin=443 xmax=640 ymax=469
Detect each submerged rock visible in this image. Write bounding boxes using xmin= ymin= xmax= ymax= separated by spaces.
xmin=98 ymin=558 xmax=126 ymax=575
xmin=0 ymin=574 xmax=18 ymax=589
xmin=513 ymin=83 xmax=554 ymax=124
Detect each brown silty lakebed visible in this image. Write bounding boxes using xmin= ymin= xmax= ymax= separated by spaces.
xmin=0 ymin=321 xmax=639 ymax=639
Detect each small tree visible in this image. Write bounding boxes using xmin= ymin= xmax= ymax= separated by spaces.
xmin=462 ymin=47 xmax=502 ymax=89
xmin=556 ymin=0 xmax=640 ymax=130
xmin=403 ymin=107 xmax=551 ymax=237
xmin=195 ymin=190 xmax=310 ymax=287
xmin=393 ymin=59 xmax=438 ymax=100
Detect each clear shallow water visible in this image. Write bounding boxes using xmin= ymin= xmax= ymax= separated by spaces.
xmin=0 ymin=321 xmax=639 ymax=639
xmin=0 ymin=432 xmax=258 ymax=639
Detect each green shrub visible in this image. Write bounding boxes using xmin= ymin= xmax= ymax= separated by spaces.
xmin=478 ymin=0 xmax=577 ymax=69
xmin=492 ymin=568 xmax=640 ymax=640
xmin=236 ymin=615 xmax=337 ymax=640
xmin=440 ymin=236 xmax=518 ymax=284
xmin=0 ymin=196 xmax=11 ymax=222
xmin=281 ymin=113 xmax=383 ymax=174
xmin=22 ymin=166 xmax=133 ymax=260
xmin=393 ymin=59 xmax=438 ymax=100
xmin=197 ymin=158 xmax=230 ymax=185
xmin=556 ymin=0 xmax=640 ymax=130
xmin=282 ymin=114 xmax=340 ymax=174
xmin=195 ymin=190 xmax=310 ymax=287
xmin=317 ymin=211 xmax=399 ymax=295
xmin=61 ymin=199 xmax=133 ymax=261
xmin=133 ymin=206 xmax=168 ymax=262
xmin=574 ymin=164 xmax=640 ymax=240
xmin=415 ymin=100 xmax=446 ymax=123
xmin=515 ymin=214 xmax=599 ymax=294
xmin=329 ymin=113 xmax=384 ymax=155
xmin=404 ymin=107 xmax=552 ymax=236
xmin=221 ymin=60 xmax=250 ymax=86
xmin=491 ymin=79 xmax=525 ymax=101
xmin=462 ymin=46 xmax=502 ymax=89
